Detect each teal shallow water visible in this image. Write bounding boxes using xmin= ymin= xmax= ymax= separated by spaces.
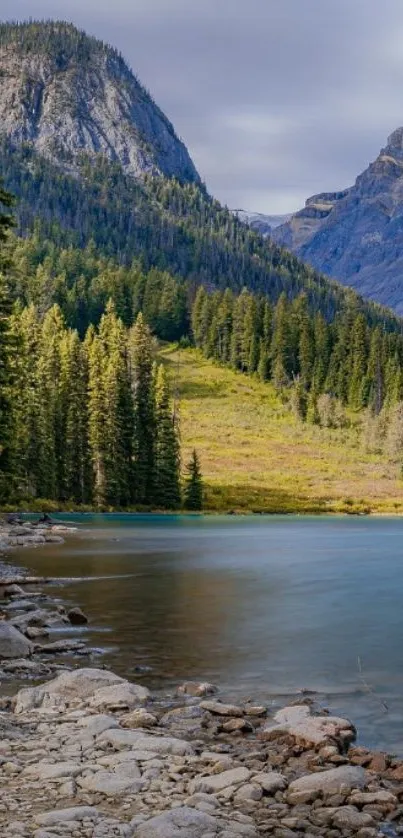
xmin=11 ymin=514 xmax=403 ymax=754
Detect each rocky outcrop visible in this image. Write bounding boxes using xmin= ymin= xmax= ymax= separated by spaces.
xmin=272 ymin=130 xmax=403 ymax=313
xmin=0 ymin=21 xmax=200 ymax=184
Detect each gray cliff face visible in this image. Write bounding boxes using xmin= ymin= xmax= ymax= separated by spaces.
xmin=0 ymin=22 xmax=200 ymax=184
xmin=272 ymin=131 xmax=403 ymax=313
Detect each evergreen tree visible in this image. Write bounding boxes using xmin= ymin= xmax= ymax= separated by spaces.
xmin=184 ymin=449 xmax=203 ymax=510
xmin=129 ymin=312 xmax=156 ymax=504
xmin=154 ymin=365 xmax=181 ymax=508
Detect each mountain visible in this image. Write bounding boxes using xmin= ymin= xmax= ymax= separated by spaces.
xmin=0 ymin=20 xmax=401 ymax=335
xmin=0 ymin=21 xmax=200 ymax=183
xmin=272 ymin=130 xmax=403 ymax=314
xmin=233 ymin=210 xmax=290 ymax=236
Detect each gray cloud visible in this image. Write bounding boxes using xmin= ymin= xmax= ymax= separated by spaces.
xmin=5 ymin=0 xmax=403 ymax=211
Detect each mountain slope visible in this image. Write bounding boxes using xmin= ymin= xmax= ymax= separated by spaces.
xmin=162 ymin=345 xmax=403 ymax=514
xmin=273 ymin=130 xmax=403 ymax=313
xmin=0 ymin=21 xmax=200 ymax=183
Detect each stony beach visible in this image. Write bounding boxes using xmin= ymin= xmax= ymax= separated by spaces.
xmin=1 ymin=521 xmax=403 ymax=838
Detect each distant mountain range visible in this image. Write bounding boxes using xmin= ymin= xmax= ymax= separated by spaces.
xmin=272 ymin=129 xmax=403 ymax=313
xmin=232 ymin=210 xmax=290 ymax=236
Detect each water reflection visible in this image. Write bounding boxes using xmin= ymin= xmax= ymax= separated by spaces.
xmin=11 ymin=514 xmax=403 ymax=753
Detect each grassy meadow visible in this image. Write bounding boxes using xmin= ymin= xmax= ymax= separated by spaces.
xmin=161 ymin=345 xmax=403 ymax=515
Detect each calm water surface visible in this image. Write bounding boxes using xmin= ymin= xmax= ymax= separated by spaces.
xmin=11 ymin=514 xmax=403 ymax=754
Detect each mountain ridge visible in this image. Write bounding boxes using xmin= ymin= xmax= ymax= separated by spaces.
xmin=272 ymin=129 xmax=403 ymax=313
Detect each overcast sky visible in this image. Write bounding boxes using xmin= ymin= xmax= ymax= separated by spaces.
xmin=5 ymin=0 xmax=403 ymax=212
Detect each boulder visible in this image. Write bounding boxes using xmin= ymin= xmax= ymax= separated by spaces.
xmin=78 ymin=769 xmax=144 ymax=796
xmin=98 ymin=728 xmax=193 ymax=756
xmin=121 ymin=708 xmax=158 ymax=728
xmin=252 ymin=771 xmax=287 ymax=793
xmin=200 ymin=700 xmax=244 ymax=717
xmin=14 ymin=667 xmax=129 ymax=713
xmin=35 ymin=807 xmax=99 ymax=827
xmin=261 ymin=704 xmax=356 ymax=750
xmin=332 ymin=806 xmax=374 ymax=829
xmin=67 ymin=606 xmax=88 ymax=625
xmin=177 ymin=681 xmax=218 ymax=697
xmin=0 ymin=623 xmax=34 ymax=659
xmin=190 ymin=766 xmax=251 ymax=794
xmin=88 ymin=681 xmax=150 ymax=710
xmin=287 ymin=765 xmax=367 ymax=804
xmin=135 ymin=807 xmax=219 ymax=838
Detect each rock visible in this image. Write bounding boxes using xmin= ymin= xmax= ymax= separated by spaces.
xmin=88 ymin=681 xmax=150 ymax=710
xmin=190 ymin=767 xmax=251 ymax=794
xmin=332 ymin=805 xmax=374 ymax=829
xmin=200 ymin=700 xmax=244 ymax=717
xmin=121 ymin=708 xmax=158 ymax=728
xmin=252 ymin=771 xmax=287 ymax=793
xmin=35 ymin=807 xmax=99 ymax=826
xmin=135 ymin=807 xmax=219 ymax=837
xmin=24 ymin=760 xmax=83 ymax=780
xmin=0 ymin=622 xmax=34 ymax=659
xmin=287 ymin=765 xmax=367 ymax=803
xmin=37 ymin=639 xmax=86 ymax=653
xmin=25 ymin=626 xmax=49 ymax=640
xmin=159 ymin=705 xmax=206 ymax=736
xmin=349 ymin=790 xmax=397 ymax=807
xmin=177 ymin=681 xmax=218 ymax=697
xmin=67 ymin=606 xmax=88 ymax=625
xmin=14 ymin=667 xmax=132 ymax=712
xmin=4 ymin=598 xmax=38 ymax=611
xmin=98 ymin=728 xmax=194 ymax=756
xmin=78 ymin=770 xmax=144 ymax=796
xmin=3 ymin=584 xmax=24 ymax=597
xmin=222 ymin=718 xmax=253 ymax=733
xmin=261 ymin=704 xmax=356 ymax=750
xmin=234 ymin=783 xmax=262 ymax=801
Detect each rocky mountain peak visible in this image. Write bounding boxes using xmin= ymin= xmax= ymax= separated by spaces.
xmin=385 ymin=127 xmax=403 ymax=156
xmin=0 ymin=20 xmax=200 ymax=184
xmin=272 ymin=127 xmax=403 ymax=313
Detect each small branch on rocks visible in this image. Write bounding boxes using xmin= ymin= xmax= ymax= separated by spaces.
xmin=357 ymin=656 xmax=389 ymax=713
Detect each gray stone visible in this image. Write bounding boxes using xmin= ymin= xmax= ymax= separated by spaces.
xmin=200 ymin=700 xmax=244 ymax=717
xmin=190 ymin=767 xmax=251 ymax=794
xmin=177 ymin=681 xmax=218 ymax=697
xmin=78 ymin=770 xmax=144 ymax=796
xmin=135 ymin=807 xmax=219 ymax=837
xmin=287 ymin=765 xmax=367 ymax=803
xmin=332 ymin=805 xmax=374 ymax=829
xmin=252 ymin=771 xmax=287 ymax=793
xmin=98 ymin=728 xmax=193 ymax=756
xmin=262 ymin=704 xmax=356 ymax=749
xmin=35 ymin=807 xmax=99 ymax=826
xmin=88 ymin=681 xmax=150 ymax=710
xmin=0 ymin=622 xmax=34 ymax=659
xmin=67 ymin=606 xmax=88 ymax=625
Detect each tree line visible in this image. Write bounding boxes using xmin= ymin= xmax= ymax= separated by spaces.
xmin=191 ymin=286 xmax=403 ymax=422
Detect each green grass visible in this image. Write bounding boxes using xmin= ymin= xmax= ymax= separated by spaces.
xmin=161 ymin=345 xmax=403 ymax=515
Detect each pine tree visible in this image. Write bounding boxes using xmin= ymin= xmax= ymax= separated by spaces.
xmin=129 ymin=312 xmax=156 ymax=505
xmin=184 ymin=449 xmax=203 ymax=510
xmin=87 ymin=333 xmax=107 ymax=505
xmin=271 ymin=293 xmax=291 ymax=389
xmin=154 ymin=365 xmax=181 ymax=508
xmin=349 ymin=314 xmax=368 ymax=409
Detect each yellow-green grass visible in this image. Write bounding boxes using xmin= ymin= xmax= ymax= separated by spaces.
xmin=161 ymin=345 xmax=403 ymax=515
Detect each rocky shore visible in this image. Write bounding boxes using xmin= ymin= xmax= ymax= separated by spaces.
xmin=1 ymin=525 xmax=403 ymax=837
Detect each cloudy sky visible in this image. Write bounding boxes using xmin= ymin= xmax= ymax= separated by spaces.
xmin=6 ymin=0 xmax=403 ymax=212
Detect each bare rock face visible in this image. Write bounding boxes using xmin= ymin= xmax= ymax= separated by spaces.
xmin=0 ymin=21 xmax=200 ymax=185
xmin=272 ymin=129 xmax=403 ymax=313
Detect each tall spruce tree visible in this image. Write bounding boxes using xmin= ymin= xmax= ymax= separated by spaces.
xmin=184 ymin=449 xmax=203 ymax=511
xmin=129 ymin=312 xmax=156 ymax=505
xmin=154 ymin=364 xmax=181 ymax=508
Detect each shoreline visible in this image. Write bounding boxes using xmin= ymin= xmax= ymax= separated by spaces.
xmin=1 ymin=529 xmax=403 ymax=835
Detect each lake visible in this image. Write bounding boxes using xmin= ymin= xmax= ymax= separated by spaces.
xmin=11 ymin=514 xmax=403 ymax=754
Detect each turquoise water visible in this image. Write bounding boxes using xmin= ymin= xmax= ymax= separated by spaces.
xmin=12 ymin=514 xmax=403 ymax=753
